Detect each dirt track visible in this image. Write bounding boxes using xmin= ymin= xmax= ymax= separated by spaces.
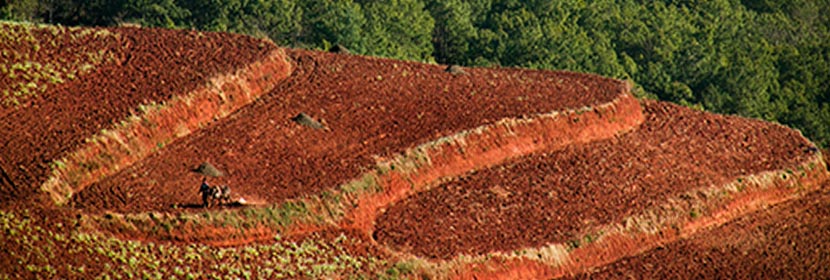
xmin=70 ymin=49 xmax=627 ymax=213
xmin=374 ymin=101 xmax=816 ymax=260
xmin=0 ymin=25 xmax=274 ymax=208
xmin=568 ymin=181 xmax=830 ymax=279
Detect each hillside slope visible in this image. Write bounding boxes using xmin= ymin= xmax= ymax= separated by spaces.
xmin=70 ymin=48 xmax=634 ymax=214
xmin=0 ymin=24 xmax=827 ymax=279
xmin=376 ymin=101 xmax=817 ymax=260
xmin=570 ymin=181 xmax=830 ymax=279
xmin=0 ymin=22 xmax=290 ymax=208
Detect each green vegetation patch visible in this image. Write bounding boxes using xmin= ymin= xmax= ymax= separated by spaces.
xmin=0 ymin=21 xmax=120 ymax=106
xmin=0 ymin=210 xmax=388 ymax=278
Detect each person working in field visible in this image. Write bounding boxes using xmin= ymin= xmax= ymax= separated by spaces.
xmin=193 ymin=162 xmax=232 ymax=207
xmin=199 ymin=177 xmax=212 ymax=207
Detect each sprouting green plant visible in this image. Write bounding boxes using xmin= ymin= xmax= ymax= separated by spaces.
xmin=0 ymin=22 xmax=121 ymax=106
xmin=380 ymin=261 xmax=416 ymax=279
xmin=583 ymin=233 xmax=596 ymax=244
xmin=690 ymin=209 xmax=700 ymax=218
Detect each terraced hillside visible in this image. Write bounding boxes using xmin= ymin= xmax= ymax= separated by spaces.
xmin=376 ymin=101 xmax=817 ymax=260
xmin=569 ymin=181 xmax=830 ymax=279
xmin=1 ymin=23 xmax=827 ymax=279
xmin=0 ymin=22 xmax=291 ymax=208
xmin=70 ymin=48 xmax=637 ymax=214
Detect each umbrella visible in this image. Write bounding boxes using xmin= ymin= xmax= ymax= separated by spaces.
xmin=192 ymin=162 xmax=224 ymax=177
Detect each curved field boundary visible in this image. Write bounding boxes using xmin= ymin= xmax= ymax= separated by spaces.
xmin=85 ymin=90 xmax=643 ymax=246
xmin=344 ymin=93 xmax=643 ymax=233
xmin=69 ymin=48 xmax=631 ymax=214
xmin=373 ymin=100 xmax=817 ymax=260
xmin=441 ymin=153 xmax=827 ymax=279
xmin=40 ymin=48 xmax=291 ymax=205
xmin=567 ymin=181 xmax=830 ymax=279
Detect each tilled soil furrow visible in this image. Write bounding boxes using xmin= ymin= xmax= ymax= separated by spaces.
xmin=374 ymin=101 xmax=815 ymax=260
xmin=0 ymin=24 xmax=275 ymax=209
xmin=72 ymin=49 xmax=627 ymax=213
xmin=566 ymin=182 xmax=830 ymax=280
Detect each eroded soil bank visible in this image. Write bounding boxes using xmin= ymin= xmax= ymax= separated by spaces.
xmin=3 ymin=24 xmax=829 ymax=280
xmin=566 ymin=181 xmax=830 ymax=279
xmin=345 ymin=93 xmax=643 ymax=234
xmin=375 ymin=100 xmax=819 ymax=260
xmin=0 ymin=25 xmax=277 ymax=209
xmin=71 ymin=49 xmax=628 ymax=214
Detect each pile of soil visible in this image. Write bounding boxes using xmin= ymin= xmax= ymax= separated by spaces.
xmin=70 ymin=49 xmax=628 ymax=213
xmin=291 ymin=112 xmax=327 ymax=130
xmin=0 ymin=25 xmax=275 ymax=209
xmin=373 ymin=101 xmax=815 ymax=259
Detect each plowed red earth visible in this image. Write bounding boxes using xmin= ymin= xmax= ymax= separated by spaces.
xmin=0 ymin=26 xmax=274 ymax=208
xmin=374 ymin=101 xmax=816 ymax=260
xmin=4 ymin=24 xmax=829 ymax=279
xmin=70 ymin=49 xmax=628 ymax=213
xmin=568 ymin=181 xmax=830 ymax=279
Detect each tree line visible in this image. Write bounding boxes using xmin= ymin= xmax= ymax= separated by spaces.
xmin=3 ymin=0 xmax=829 ymax=147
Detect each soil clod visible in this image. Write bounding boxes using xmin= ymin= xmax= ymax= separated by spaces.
xmin=446 ymin=65 xmax=467 ymax=75
xmin=329 ymin=44 xmax=350 ymax=54
xmin=291 ymin=112 xmax=328 ymax=130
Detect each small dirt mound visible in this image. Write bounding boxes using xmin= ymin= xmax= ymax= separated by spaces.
xmin=329 ymin=44 xmax=350 ymax=54
xmin=192 ymin=162 xmax=224 ymax=177
xmin=446 ymin=65 xmax=467 ymax=75
xmin=291 ymin=112 xmax=328 ymax=130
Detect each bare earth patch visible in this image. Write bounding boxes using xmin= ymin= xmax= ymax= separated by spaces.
xmin=568 ymin=181 xmax=830 ymax=279
xmin=374 ymin=101 xmax=816 ymax=260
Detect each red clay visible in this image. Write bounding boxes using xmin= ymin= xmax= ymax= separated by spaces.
xmin=548 ymin=164 xmax=826 ymax=279
xmin=41 ymin=48 xmax=290 ymax=205
xmin=0 ymin=25 xmax=275 ymax=209
xmin=3 ymin=24 xmax=828 ymax=280
xmin=374 ymin=101 xmax=817 ymax=260
xmin=452 ymin=257 xmax=554 ymax=280
xmin=568 ymin=181 xmax=830 ymax=279
xmin=344 ymin=93 xmax=642 ymax=234
xmin=70 ymin=49 xmax=627 ymax=213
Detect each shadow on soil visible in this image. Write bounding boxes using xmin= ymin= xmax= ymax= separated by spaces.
xmin=172 ymin=202 xmax=248 ymax=209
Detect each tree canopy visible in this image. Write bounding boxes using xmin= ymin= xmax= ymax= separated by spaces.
xmin=3 ymin=0 xmax=829 ymax=147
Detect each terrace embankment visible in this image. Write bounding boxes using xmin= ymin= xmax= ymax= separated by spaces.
xmin=566 ymin=180 xmax=830 ymax=279
xmin=343 ymin=93 xmax=642 ymax=234
xmin=0 ymin=24 xmax=286 ymax=209
xmin=373 ymin=101 xmax=826 ymax=278
xmin=70 ymin=49 xmax=636 ymax=215
xmin=40 ymin=46 xmax=290 ymax=206
xmin=71 ymin=48 xmax=644 ymax=250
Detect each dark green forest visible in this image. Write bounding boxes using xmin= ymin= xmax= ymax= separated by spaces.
xmin=3 ymin=0 xmax=829 ymax=147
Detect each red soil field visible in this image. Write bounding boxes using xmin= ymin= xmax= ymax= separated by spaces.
xmin=568 ymin=181 xmax=830 ymax=279
xmin=0 ymin=25 xmax=275 ymax=208
xmin=70 ymin=48 xmax=628 ymax=213
xmin=374 ymin=100 xmax=817 ymax=260
xmin=3 ymin=24 xmax=828 ymax=279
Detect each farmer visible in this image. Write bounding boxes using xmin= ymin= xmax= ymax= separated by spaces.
xmin=199 ymin=177 xmax=212 ymax=207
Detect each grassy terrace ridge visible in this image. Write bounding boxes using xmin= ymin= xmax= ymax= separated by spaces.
xmin=3 ymin=20 xmax=827 ymax=279
xmin=87 ymin=92 xmax=642 ymax=245
xmin=2 ymin=154 xmax=825 ymax=279
xmin=0 ymin=21 xmax=119 ymax=107
xmin=438 ymin=153 xmax=828 ymax=279
xmin=38 ymin=47 xmax=291 ymax=206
